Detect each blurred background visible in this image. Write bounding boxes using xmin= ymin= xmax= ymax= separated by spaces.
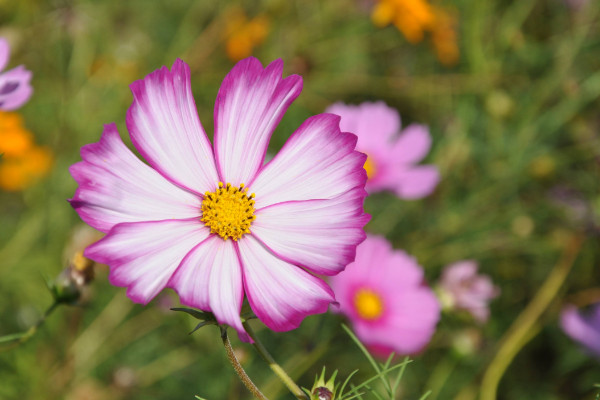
xmin=0 ymin=0 xmax=599 ymax=399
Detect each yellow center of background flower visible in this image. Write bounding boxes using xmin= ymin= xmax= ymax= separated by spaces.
xmin=201 ymin=182 xmax=256 ymax=241
xmin=363 ymin=156 xmax=376 ymax=180
xmin=354 ymin=288 xmax=384 ymax=320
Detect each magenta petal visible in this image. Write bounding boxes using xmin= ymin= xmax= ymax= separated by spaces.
xmin=385 ymin=165 xmax=440 ymax=199
xmin=127 ymin=59 xmax=219 ymax=195
xmin=214 ymin=57 xmax=302 ymax=185
xmin=69 ymin=124 xmax=201 ymax=233
xmin=250 ymin=113 xmax=367 ymax=208
xmin=85 ymin=219 xmax=210 ymax=305
xmin=0 ymin=38 xmax=9 ymax=72
xmin=0 ymin=66 xmax=32 ymax=111
xmin=390 ymin=124 xmax=432 ymax=164
xmin=237 ymin=236 xmax=335 ymax=332
xmin=252 ymin=187 xmax=369 ymax=276
xmin=169 ymin=236 xmax=248 ymax=341
xmin=355 ymin=288 xmax=440 ymax=354
xmin=330 ymin=235 xmax=440 ymax=356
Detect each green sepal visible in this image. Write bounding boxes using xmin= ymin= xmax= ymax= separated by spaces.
xmin=171 ymin=307 xmax=219 ymax=334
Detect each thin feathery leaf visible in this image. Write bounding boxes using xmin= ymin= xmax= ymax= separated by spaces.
xmin=417 ymin=390 xmax=432 ymax=400
xmin=338 ymin=369 xmax=359 ymax=399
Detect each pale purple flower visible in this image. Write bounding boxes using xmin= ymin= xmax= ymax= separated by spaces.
xmin=0 ymin=38 xmax=32 ymax=110
xmin=330 ymin=235 xmax=440 ymax=356
xmin=325 ymin=101 xmax=439 ymax=199
xmin=69 ymin=58 xmax=369 ymax=341
xmin=561 ymin=303 xmax=600 ymax=358
xmin=438 ymin=261 xmax=499 ymax=323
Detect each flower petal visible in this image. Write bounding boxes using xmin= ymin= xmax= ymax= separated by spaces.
xmin=127 ymin=59 xmax=219 ymax=195
xmin=0 ymin=66 xmax=32 ymax=111
xmin=325 ymin=101 xmax=401 ymax=154
xmin=214 ymin=57 xmax=302 ymax=185
xmin=382 ymin=165 xmax=439 ymax=199
xmin=389 ymin=124 xmax=432 ymax=164
xmin=252 ymin=188 xmax=369 ymax=276
xmin=168 ymin=235 xmax=247 ymax=341
xmin=250 ymin=113 xmax=367 ymax=208
xmin=237 ymin=236 xmax=335 ymax=332
xmin=69 ymin=123 xmax=201 ymax=233
xmin=561 ymin=305 xmax=600 ymax=357
xmin=85 ymin=219 xmax=210 ymax=305
xmin=354 ymin=288 xmax=440 ymax=355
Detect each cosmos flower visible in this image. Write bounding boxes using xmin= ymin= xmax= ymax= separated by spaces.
xmin=0 ymin=38 xmax=33 ymax=110
xmin=560 ymin=303 xmax=600 ymax=358
xmin=325 ymin=101 xmax=439 ymax=199
xmin=330 ymin=235 xmax=440 ymax=356
xmin=437 ymin=260 xmax=499 ymax=323
xmin=69 ymin=57 xmax=369 ymax=341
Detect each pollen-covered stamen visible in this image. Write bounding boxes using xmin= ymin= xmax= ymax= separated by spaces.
xmin=200 ymin=182 xmax=256 ymax=241
xmin=354 ymin=288 xmax=384 ymax=320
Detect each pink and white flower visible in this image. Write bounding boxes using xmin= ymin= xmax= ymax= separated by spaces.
xmin=70 ymin=58 xmax=369 ymax=341
xmin=325 ymin=101 xmax=439 ymax=199
xmin=330 ymin=235 xmax=440 ymax=356
xmin=438 ymin=260 xmax=500 ymax=323
xmin=0 ymin=38 xmax=32 ymax=110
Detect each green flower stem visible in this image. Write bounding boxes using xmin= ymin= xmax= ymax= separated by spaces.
xmin=480 ymin=234 xmax=584 ymax=400
xmin=243 ymin=321 xmax=308 ymax=400
xmin=0 ymin=301 xmax=59 ymax=349
xmin=220 ymin=327 xmax=269 ymax=400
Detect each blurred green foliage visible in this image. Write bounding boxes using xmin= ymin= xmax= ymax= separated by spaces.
xmin=0 ymin=0 xmax=599 ymax=399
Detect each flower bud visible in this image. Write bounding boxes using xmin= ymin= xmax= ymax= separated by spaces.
xmin=310 ymin=368 xmax=338 ymax=400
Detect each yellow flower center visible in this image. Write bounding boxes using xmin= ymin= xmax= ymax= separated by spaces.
xmin=363 ymin=156 xmax=376 ymax=180
xmin=354 ymin=289 xmax=384 ymax=320
xmin=200 ymin=182 xmax=256 ymax=241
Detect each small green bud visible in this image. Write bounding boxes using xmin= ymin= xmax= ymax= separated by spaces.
xmin=310 ymin=367 xmax=338 ymax=400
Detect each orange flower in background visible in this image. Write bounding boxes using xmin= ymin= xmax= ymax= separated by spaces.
xmin=371 ymin=0 xmax=459 ymax=65
xmin=0 ymin=111 xmax=53 ymax=191
xmin=372 ymin=0 xmax=435 ymax=43
xmin=431 ymin=6 xmax=459 ymax=66
xmin=224 ymin=8 xmax=270 ymax=62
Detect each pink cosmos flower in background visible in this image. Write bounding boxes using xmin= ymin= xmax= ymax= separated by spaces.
xmin=325 ymin=101 xmax=439 ymax=199
xmin=69 ymin=57 xmax=369 ymax=341
xmin=0 ymin=38 xmax=33 ymax=110
xmin=330 ymin=235 xmax=440 ymax=356
xmin=437 ymin=260 xmax=500 ymax=323
xmin=560 ymin=303 xmax=600 ymax=358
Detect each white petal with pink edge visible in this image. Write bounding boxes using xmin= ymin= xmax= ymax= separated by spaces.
xmin=252 ymin=188 xmax=368 ymax=276
xmin=85 ymin=219 xmax=210 ymax=305
xmin=214 ymin=57 xmax=302 ymax=185
xmin=237 ymin=236 xmax=334 ymax=332
xmin=69 ymin=124 xmax=201 ymax=233
xmin=168 ymin=235 xmax=247 ymax=341
xmin=127 ymin=59 xmax=218 ymax=195
xmin=249 ymin=113 xmax=367 ymax=209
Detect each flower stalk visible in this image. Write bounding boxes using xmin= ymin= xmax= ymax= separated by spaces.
xmin=220 ymin=327 xmax=269 ymax=400
xmin=0 ymin=301 xmax=59 ymax=349
xmin=243 ymin=321 xmax=308 ymax=400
